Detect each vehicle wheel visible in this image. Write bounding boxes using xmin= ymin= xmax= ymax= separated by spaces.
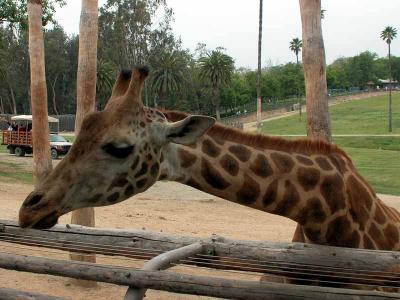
xmin=9 ymin=146 xmax=15 ymax=154
xmin=50 ymin=148 xmax=58 ymax=160
xmin=15 ymin=147 xmax=25 ymax=157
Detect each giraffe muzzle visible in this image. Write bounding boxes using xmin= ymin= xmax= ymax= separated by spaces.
xmin=19 ymin=192 xmax=60 ymax=229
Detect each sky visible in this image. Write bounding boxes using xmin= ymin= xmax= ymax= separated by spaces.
xmin=54 ymin=0 xmax=400 ymax=69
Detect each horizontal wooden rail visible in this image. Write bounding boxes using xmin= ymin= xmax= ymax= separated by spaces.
xmin=0 ymin=252 xmax=398 ymax=300
xmin=1 ymin=219 xmax=400 ymax=274
xmin=0 ymin=287 xmax=65 ymax=300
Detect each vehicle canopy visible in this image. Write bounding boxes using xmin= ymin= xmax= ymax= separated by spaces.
xmin=11 ymin=115 xmax=59 ymax=123
xmin=10 ymin=115 xmax=59 ymax=133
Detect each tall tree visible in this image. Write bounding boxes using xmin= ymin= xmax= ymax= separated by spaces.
xmin=297 ymin=0 xmax=331 ymax=245
xmin=289 ymin=37 xmax=303 ymax=119
xmin=381 ymin=26 xmax=397 ymax=132
xmin=198 ymin=50 xmax=234 ymax=120
xmin=256 ymin=0 xmax=263 ymax=130
xmin=27 ymin=0 xmax=52 ymax=185
xmin=289 ymin=37 xmax=302 ymax=65
xmin=70 ymin=0 xmax=99 ymax=275
xmin=299 ymin=0 xmax=331 ymax=142
xmin=149 ymin=50 xmax=187 ymax=107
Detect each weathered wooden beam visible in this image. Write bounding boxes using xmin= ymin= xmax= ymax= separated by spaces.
xmin=0 ymin=252 xmax=398 ymax=300
xmin=0 ymin=287 xmax=65 ymax=300
xmin=1 ymin=219 xmax=400 ymax=275
xmin=125 ymin=242 xmax=203 ymax=300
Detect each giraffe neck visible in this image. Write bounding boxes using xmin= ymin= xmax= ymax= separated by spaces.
xmin=160 ymin=132 xmax=339 ymax=240
xmin=159 ymin=129 xmax=400 ymax=250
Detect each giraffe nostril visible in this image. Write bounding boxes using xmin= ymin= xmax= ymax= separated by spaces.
xmin=23 ymin=193 xmax=43 ymax=208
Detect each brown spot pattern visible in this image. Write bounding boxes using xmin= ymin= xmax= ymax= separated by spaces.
xmin=297 ymin=167 xmax=320 ymax=192
xmin=296 ymin=197 xmax=326 ymax=225
xmin=315 ymin=156 xmax=333 ymax=171
xmin=124 ymin=184 xmax=135 ymax=197
xmin=202 ymin=139 xmax=221 ymax=158
xmin=178 ymin=148 xmax=197 ymax=168
xmin=228 ymin=145 xmax=251 ymax=162
xmin=88 ymin=193 xmax=102 ymax=203
xmin=136 ymin=178 xmax=147 ymax=189
xmin=363 ymin=235 xmax=375 ymax=249
xmin=107 ymin=192 xmax=119 ymax=203
xmin=135 ymin=162 xmax=148 ymax=178
xmin=274 ymin=180 xmax=300 ymax=216
xmin=250 ymin=154 xmax=273 ymax=178
xmin=107 ymin=173 xmax=129 ymax=191
xmin=383 ymin=224 xmax=399 ymax=246
xmin=271 ymin=152 xmax=294 ymax=173
xmin=263 ymin=179 xmax=279 ymax=207
xmin=150 ymin=163 xmax=160 ymax=177
xmin=131 ymin=156 xmax=140 ymax=170
xmin=201 ymin=158 xmax=230 ymax=190
xmin=320 ymin=174 xmax=345 ymax=214
xmin=369 ymin=222 xmax=388 ymax=249
xmin=347 ymin=175 xmax=373 ymax=211
xmin=220 ymin=154 xmax=239 ymax=176
xmin=296 ymin=155 xmax=314 ymax=166
xmin=326 ymin=215 xmax=352 ymax=247
xmin=328 ymin=154 xmax=347 ymax=173
xmin=186 ymin=178 xmax=202 ymax=190
xmin=374 ymin=204 xmax=386 ymax=225
xmin=236 ymin=175 xmax=260 ymax=204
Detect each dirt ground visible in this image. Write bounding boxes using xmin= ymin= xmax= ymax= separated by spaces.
xmin=0 ymin=155 xmax=400 ymax=299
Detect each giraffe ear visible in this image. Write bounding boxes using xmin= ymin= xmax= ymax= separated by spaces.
xmin=163 ymin=115 xmax=215 ymax=145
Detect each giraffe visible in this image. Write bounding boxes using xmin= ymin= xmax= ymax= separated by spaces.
xmin=19 ymin=67 xmax=400 ymax=255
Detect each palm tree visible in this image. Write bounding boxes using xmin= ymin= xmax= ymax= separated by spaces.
xmin=381 ymin=26 xmax=397 ymax=132
xmin=256 ymin=0 xmax=263 ymax=130
xmin=198 ymin=50 xmax=234 ymax=120
xmin=27 ymin=0 xmax=52 ymax=185
xmin=150 ymin=51 xmax=187 ymax=108
xmin=96 ymin=60 xmax=114 ymax=93
xmin=289 ymin=38 xmax=302 ymax=65
xmin=321 ymin=9 xmax=326 ymax=19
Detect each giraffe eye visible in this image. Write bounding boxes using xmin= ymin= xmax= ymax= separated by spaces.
xmin=102 ymin=143 xmax=134 ymax=159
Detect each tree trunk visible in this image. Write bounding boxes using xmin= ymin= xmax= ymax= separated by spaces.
xmin=27 ymin=0 xmax=53 ymax=186
xmin=256 ymin=0 xmax=263 ymax=131
xmin=71 ymin=0 xmax=98 ymax=280
xmin=212 ymin=88 xmax=221 ymax=121
xmin=298 ymin=0 xmax=331 ymax=244
xmin=7 ymin=84 xmax=17 ymax=114
xmin=299 ymin=0 xmax=331 ymax=142
xmin=388 ymin=42 xmax=392 ymax=133
xmin=51 ymin=73 xmax=60 ymax=115
xmin=0 ymin=96 xmax=4 ymax=114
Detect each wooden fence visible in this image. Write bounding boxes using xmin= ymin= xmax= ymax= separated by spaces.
xmin=0 ymin=219 xmax=399 ymax=299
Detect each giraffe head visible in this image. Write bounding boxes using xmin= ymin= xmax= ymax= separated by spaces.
xmin=19 ymin=67 xmax=215 ymax=229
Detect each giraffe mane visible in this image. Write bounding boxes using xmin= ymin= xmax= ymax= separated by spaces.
xmin=163 ymin=110 xmax=351 ymax=160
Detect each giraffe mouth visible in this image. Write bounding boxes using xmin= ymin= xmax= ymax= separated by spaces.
xmin=31 ymin=212 xmax=59 ymax=229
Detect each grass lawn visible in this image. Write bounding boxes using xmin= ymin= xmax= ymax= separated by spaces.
xmin=0 ymin=161 xmax=33 ymax=184
xmin=261 ymin=94 xmax=400 ymax=195
xmin=262 ymin=92 xmax=400 ymax=135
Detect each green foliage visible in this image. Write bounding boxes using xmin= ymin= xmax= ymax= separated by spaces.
xmin=289 ymin=37 xmax=302 ymax=64
xmin=198 ymin=50 xmax=234 ymax=119
xmin=381 ymin=26 xmax=397 ymax=44
xmin=149 ymin=50 xmax=188 ymax=106
xmin=0 ymin=0 xmax=66 ymax=29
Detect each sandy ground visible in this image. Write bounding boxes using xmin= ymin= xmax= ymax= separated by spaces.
xmin=1 ymin=154 xmax=400 ymax=299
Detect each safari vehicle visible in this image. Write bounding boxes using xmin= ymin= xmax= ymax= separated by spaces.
xmin=1 ymin=115 xmax=72 ymax=159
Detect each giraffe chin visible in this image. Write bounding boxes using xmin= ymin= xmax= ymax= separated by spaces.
xmin=30 ymin=212 xmax=59 ymax=229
